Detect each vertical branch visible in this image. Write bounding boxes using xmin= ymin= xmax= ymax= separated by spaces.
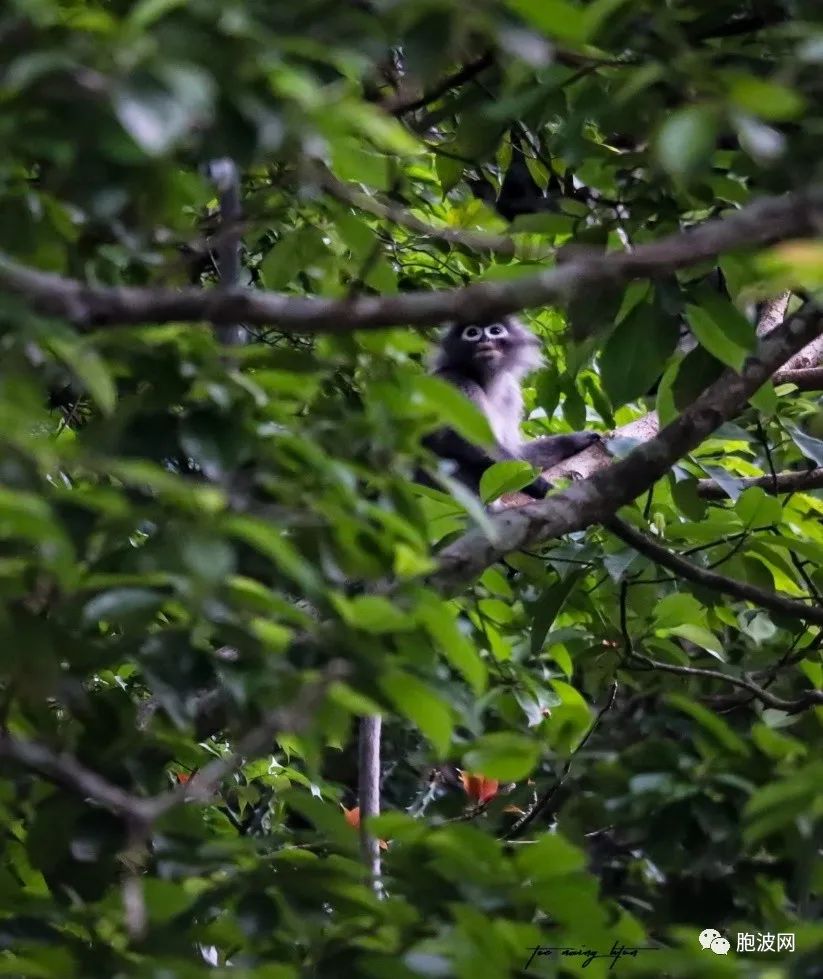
xmin=756 ymin=292 xmax=791 ymax=337
xmin=358 ymin=714 xmax=382 ymax=892
xmin=208 ymin=157 xmax=247 ymax=347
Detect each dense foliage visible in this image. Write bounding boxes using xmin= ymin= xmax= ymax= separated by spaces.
xmin=1 ymin=1 xmax=822 ymax=976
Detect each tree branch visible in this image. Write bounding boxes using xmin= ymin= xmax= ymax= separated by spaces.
xmin=358 ymin=714 xmax=383 ymax=893
xmin=0 ymin=667 xmax=344 ymax=830
xmin=208 ymin=157 xmax=247 ymax=347
xmin=430 ymin=302 xmax=823 ymax=594
xmin=608 ymin=516 xmax=823 ymax=625
xmin=383 ymin=51 xmax=495 ymax=115
xmin=697 ymin=468 xmax=823 ymax=499
xmin=0 ymin=734 xmax=155 ymax=825
xmin=315 ymin=164 xmax=521 ymax=257
xmin=627 ymin=651 xmax=823 ymax=714
xmin=773 ymin=366 xmax=823 ymax=389
xmin=0 ymin=189 xmax=820 ymax=333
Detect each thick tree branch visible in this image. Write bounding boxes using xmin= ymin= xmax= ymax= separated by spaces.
xmin=431 ymin=303 xmax=823 ymax=594
xmin=756 ymin=292 xmax=791 ymax=337
xmin=773 ymin=366 xmax=823 ymax=389
xmin=0 ymin=189 xmax=820 ymax=333
xmin=608 ymin=516 xmax=823 ymax=625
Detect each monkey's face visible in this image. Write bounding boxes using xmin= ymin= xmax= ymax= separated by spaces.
xmin=433 ymin=317 xmax=542 ymax=381
xmin=461 ymin=322 xmax=509 ymax=365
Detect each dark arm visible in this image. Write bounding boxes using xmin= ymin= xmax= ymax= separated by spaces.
xmin=421 ymin=429 xmax=549 ymax=500
xmin=520 ymin=432 xmax=601 ymax=469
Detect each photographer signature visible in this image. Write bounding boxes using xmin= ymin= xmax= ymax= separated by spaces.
xmin=525 ymin=941 xmax=660 ymax=971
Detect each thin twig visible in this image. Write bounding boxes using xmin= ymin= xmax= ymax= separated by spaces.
xmin=608 ymin=516 xmax=823 ymax=625
xmin=627 ymin=651 xmax=823 ymax=713
xmin=315 ymin=163 xmax=521 ymax=258
xmin=505 ymin=682 xmax=618 ymax=840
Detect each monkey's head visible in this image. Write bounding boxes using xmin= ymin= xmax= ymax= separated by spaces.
xmin=434 ymin=317 xmax=542 ymax=381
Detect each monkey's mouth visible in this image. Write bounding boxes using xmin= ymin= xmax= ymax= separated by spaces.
xmin=474 ymin=345 xmax=502 ymax=361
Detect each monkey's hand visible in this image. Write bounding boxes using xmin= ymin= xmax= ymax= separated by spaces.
xmin=522 ymin=475 xmax=551 ymax=500
xmin=520 ymin=431 xmax=602 ymax=469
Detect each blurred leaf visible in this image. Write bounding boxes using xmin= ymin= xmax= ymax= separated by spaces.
xmin=463 ymin=732 xmax=539 ymax=782
xmin=415 ymin=375 xmax=494 ymax=447
xmin=728 ymin=76 xmax=805 ymax=121
xmin=657 ymin=106 xmax=718 ymax=178
xmin=417 ymin=596 xmax=487 ymax=695
xmin=667 ymin=694 xmax=750 ymax=756
xmin=113 ymin=66 xmax=214 ymax=156
xmin=381 ymin=671 xmax=453 ymax=755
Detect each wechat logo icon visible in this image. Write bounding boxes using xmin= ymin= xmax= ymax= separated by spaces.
xmin=699 ymin=929 xmax=731 ymax=955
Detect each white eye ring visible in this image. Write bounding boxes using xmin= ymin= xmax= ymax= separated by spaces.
xmin=461 ymin=326 xmax=482 ymax=341
xmin=485 ymin=324 xmax=508 ymax=339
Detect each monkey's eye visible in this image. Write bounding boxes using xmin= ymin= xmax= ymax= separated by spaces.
xmin=485 ymin=324 xmax=509 ymax=339
xmin=461 ymin=326 xmax=483 ymax=341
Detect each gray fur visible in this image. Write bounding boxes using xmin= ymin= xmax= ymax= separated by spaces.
xmin=421 ymin=317 xmax=600 ymax=500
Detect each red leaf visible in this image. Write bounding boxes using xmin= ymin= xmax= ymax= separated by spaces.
xmin=460 ymin=771 xmax=500 ymax=805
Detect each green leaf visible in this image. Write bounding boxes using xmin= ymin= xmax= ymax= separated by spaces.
xmin=657 ymin=106 xmax=718 ymax=178
xmin=417 ymin=597 xmax=487 ymax=695
xmin=663 ymin=623 xmax=725 ymax=659
xmin=599 ymin=301 xmax=679 ymax=407
xmin=544 ymin=680 xmax=593 ymax=754
xmin=331 ymin=594 xmax=414 ymax=634
xmin=667 ymin=694 xmax=750 ymax=756
xmin=652 ymin=593 xmax=706 ymax=631
xmin=531 ymin=571 xmax=584 ymax=656
xmin=82 ymin=588 xmax=165 ymax=627
xmin=381 ymin=671 xmax=453 ymax=755
xmin=744 ymin=762 xmax=823 ymax=843
xmin=728 ymin=76 xmax=805 ymax=121
xmin=749 ymin=379 xmax=778 ymax=414
xmin=415 ymin=375 xmax=494 ymax=446
xmin=784 ymin=422 xmax=823 ymax=466
xmin=513 ymin=833 xmax=586 ymax=879
xmin=507 ymin=0 xmax=588 ymax=43
xmin=224 ymin=515 xmax=322 ymax=595
xmin=331 ymin=139 xmax=390 ymax=189
xmin=113 ymin=66 xmax=214 ymax=156
xmin=127 ymin=0 xmax=187 ymax=28
xmin=260 ymin=237 xmax=302 ymax=289
xmin=463 ymin=732 xmax=539 ymax=782
xmin=44 ymin=335 xmax=116 ymax=416
xmin=735 ymin=486 xmax=782 ymax=527
xmin=670 ymin=344 xmax=725 ymax=411
xmin=479 ymin=461 xmax=539 ymax=503
xmin=685 ymin=298 xmax=754 ymax=371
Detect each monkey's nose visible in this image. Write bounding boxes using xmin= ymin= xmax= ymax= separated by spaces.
xmin=475 ymin=342 xmax=499 ymax=358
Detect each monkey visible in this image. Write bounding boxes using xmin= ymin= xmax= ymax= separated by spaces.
xmin=420 ymin=317 xmax=601 ymax=500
